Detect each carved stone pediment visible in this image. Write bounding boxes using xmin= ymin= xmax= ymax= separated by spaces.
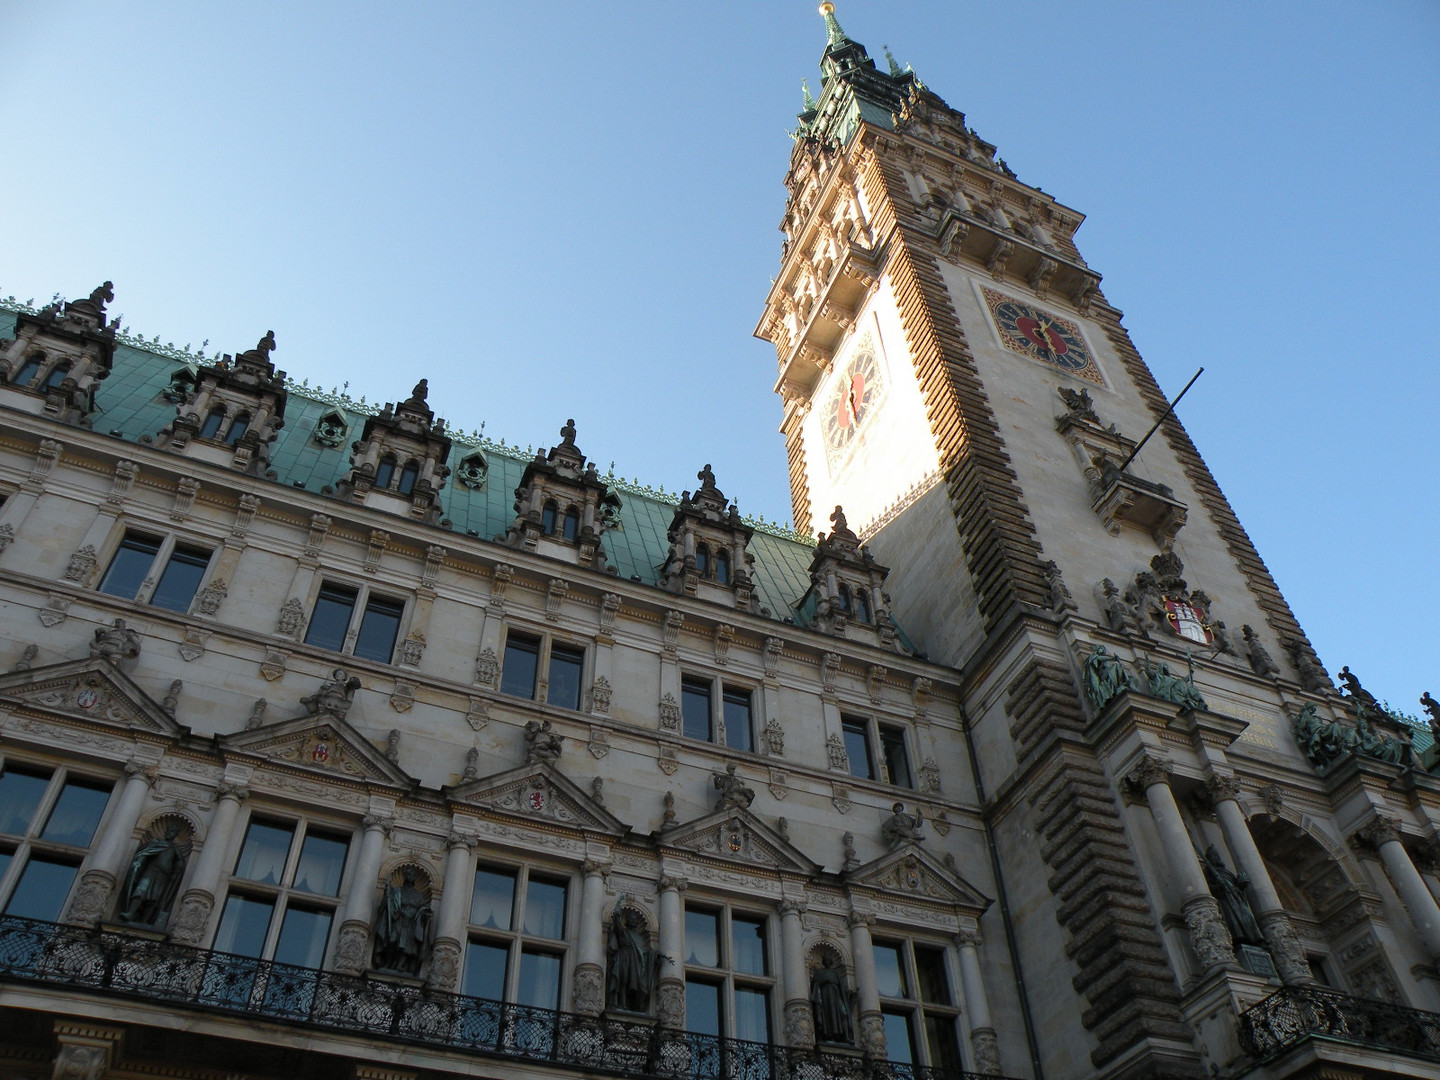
xmin=0 ymin=659 xmax=187 ymax=735
xmin=220 ymin=714 xmax=414 ymax=787
xmin=848 ymin=846 xmax=990 ymax=914
xmin=448 ymin=763 xmax=628 ymax=837
xmin=660 ymin=807 xmax=820 ymax=875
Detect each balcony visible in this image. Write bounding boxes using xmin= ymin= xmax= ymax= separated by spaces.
xmin=1241 ymin=985 xmax=1440 ymax=1068
xmin=0 ymin=916 xmax=1010 ymax=1080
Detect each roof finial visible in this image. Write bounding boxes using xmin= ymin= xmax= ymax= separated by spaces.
xmin=883 ymin=45 xmax=903 ymax=77
xmin=818 ymin=2 xmax=847 ymax=47
xmin=802 ymin=79 xmax=817 ymax=111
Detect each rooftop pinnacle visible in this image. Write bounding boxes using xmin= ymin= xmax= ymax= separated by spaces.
xmin=819 ymin=2 xmax=849 ymax=47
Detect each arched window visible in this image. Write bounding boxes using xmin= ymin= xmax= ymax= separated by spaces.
xmin=695 ymin=543 xmax=710 ymax=577
xmin=715 ymin=548 xmax=731 ymax=585
xmin=12 ymin=355 xmax=45 ymax=387
xmin=225 ymin=413 xmax=251 ymax=446
xmin=562 ymin=507 xmax=580 ymax=542
xmin=856 ymin=589 xmax=873 ymax=624
xmin=541 ymin=501 xmax=558 ymax=535
xmin=375 ymin=454 xmax=397 ymax=489
xmin=199 ymin=406 xmax=226 ymax=440
xmin=397 ymin=460 xmax=420 ymax=496
xmin=42 ymin=361 xmax=72 ymax=390
xmin=837 ymin=583 xmax=853 ymax=614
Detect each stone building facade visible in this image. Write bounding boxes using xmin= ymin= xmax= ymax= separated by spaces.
xmin=1 ymin=8 xmax=1438 ymax=1080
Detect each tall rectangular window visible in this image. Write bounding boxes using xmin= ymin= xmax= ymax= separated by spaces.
xmin=723 ymin=687 xmax=754 ymax=753
xmin=0 ymin=765 xmax=113 ymax=924
xmin=880 ymin=726 xmax=913 ymax=789
xmin=149 ymin=543 xmax=212 ymax=612
xmin=682 ymin=676 xmax=760 ymax=750
xmin=547 ymin=643 xmax=585 ymax=711
xmin=98 ymin=533 xmax=162 ymax=599
xmin=304 ymin=583 xmax=357 ymax=652
xmin=304 ymin=581 xmax=405 ymax=664
xmin=682 ymin=902 xmax=774 ymax=1046
xmin=464 ymin=863 xmax=570 ymax=1011
xmin=874 ymin=939 xmax=962 ymax=1073
xmin=681 ymin=677 xmax=713 ymax=742
xmin=353 ymin=595 xmax=403 ymax=663
xmin=501 ymin=633 xmax=541 ymax=699
xmin=842 ymin=718 xmax=875 ymax=781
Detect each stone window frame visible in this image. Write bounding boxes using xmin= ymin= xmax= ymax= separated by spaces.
xmin=301 ymin=577 xmax=409 ymax=666
xmin=679 ymin=672 xmax=760 ymax=755
xmin=681 ymin=897 xmax=779 ymax=1045
xmin=498 ymin=625 xmax=589 ymax=712
xmin=95 ymin=528 xmax=217 ymax=615
xmin=462 ymin=858 xmax=576 ymax=1011
xmin=0 ymin=757 xmax=116 ymax=923
xmin=196 ymin=403 xmax=252 ymax=446
xmin=539 ymin=500 xmax=582 ymax=544
xmin=6 ymin=351 xmax=71 ymax=394
xmin=838 ymin=713 xmax=914 ymax=790
xmin=870 ymin=933 xmax=965 ymax=1075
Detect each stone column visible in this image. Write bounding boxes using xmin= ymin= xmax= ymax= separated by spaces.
xmin=955 ymin=930 xmax=1001 ymax=1075
xmin=849 ymin=912 xmax=886 ymax=1060
xmin=427 ymin=831 xmax=477 ymax=991
xmin=1359 ymin=817 xmax=1440 ymax=964
xmin=1206 ymin=776 xmax=1311 ymax=983
xmin=779 ymin=899 xmax=814 ymax=1049
xmin=333 ymin=814 xmax=392 ymax=975
xmin=656 ymin=875 xmax=687 ymax=1029
xmin=572 ymin=860 xmax=609 ymax=1016
xmin=1127 ymin=757 xmax=1234 ymax=972
xmin=51 ymin=1021 xmax=123 ymax=1080
xmin=170 ymin=782 xmax=248 ymax=946
xmin=64 ymin=760 xmax=155 ymax=926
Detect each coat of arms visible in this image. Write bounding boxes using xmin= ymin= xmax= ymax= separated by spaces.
xmin=1163 ymin=598 xmax=1211 ymax=645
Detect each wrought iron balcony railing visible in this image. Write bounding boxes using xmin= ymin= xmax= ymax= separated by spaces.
xmin=0 ymin=916 xmax=1007 ymax=1080
xmin=1240 ymin=984 xmax=1440 ymax=1065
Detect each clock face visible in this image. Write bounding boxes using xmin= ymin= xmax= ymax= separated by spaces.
xmin=822 ymin=341 xmax=884 ymax=457
xmin=982 ymin=287 xmax=1104 ymax=384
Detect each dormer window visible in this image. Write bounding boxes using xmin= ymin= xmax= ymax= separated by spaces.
xmin=695 ymin=544 xmax=711 ymax=577
xmin=838 ymin=582 xmax=853 ymax=615
xmin=502 ymin=420 xmax=618 ymax=570
xmin=224 ymin=412 xmax=251 ymax=446
xmin=856 ymin=589 xmax=873 ymax=625
xmin=541 ymin=501 xmax=558 ymax=535
xmin=312 ymin=411 xmax=347 ymax=448
xmin=716 ymin=548 xmax=731 ymax=585
xmin=398 ymin=460 xmax=420 ymax=497
xmin=561 ymin=507 xmax=580 ymax=542
xmin=42 ymin=361 xmax=71 ymax=390
xmin=657 ymin=464 xmax=756 ymax=609
xmin=12 ymin=355 xmax=43 ymax=387
xmin=199 ymin=407 xmax=226 ymax=440
xmin=455 ymin=452 xmax=487 ymax=489
xmin=375 ymin=454 xmax=397 ymax=490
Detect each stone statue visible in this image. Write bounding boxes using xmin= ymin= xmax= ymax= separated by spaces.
xmin=1338 ymin=665 xmax=1380 ymax=716
xmin=524 ymin=719 xmax=563 ymax=765
xmin=1082 ymin=645 xmax=1132 ymax=710
xmin=255 ymin=330 xmax=276 ymax=358
xmin=89 ymin=618 xmax=141 ymax=664
xmin=119 ymin=821 xmax=187 ymax=926
xmin=713 ymin=762 xmax=755 ymax=811
xmin=372 ymin=867 xmax=432 ymax=975
xmin=302 ymin=668 xmax=361 ymax=722
xmin=1137 ymin=655 xmax=1207 ymax=711
xmin=1201 ymin=845 xmax=1264 ymax=947
xmin=606 ymin=901 xmax=655 ymax=1012
xmin=810 ymin=952 xmax=854 ymax=1043
xmin=1240 ymin=625 xmax=1278 ymax=677
xmin=1096 ymin=578 xmax=1141 ymax=635
xmin=89 ymin=281 xmax=116 ymax=309
xmin=1422 ymin=692 xmax=1440 ymax=743
xmin=697 ymin=463 xmax=717 ymax=489
xmin=881 ymin=802 xmax=924 ymax=849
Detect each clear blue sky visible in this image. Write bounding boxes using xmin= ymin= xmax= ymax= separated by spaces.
xmin=5 ymin=2 xmax=1437 ymax=715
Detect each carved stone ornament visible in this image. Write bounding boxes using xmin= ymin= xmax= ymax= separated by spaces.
xmin=590 ymin=676 xmax=612 ymax=715
xmin=1258 ymin=910 xmax=1312 ymax=985
xmin=193 ymin=579 xmax=227 ymax=616
xmin=656 ymin=980 xmax=685 ymax=1029
xmin=64 ymin=544 xmax=98 ymax=583
xmin=971 ymin=1029 xmax=1002 ymax=1075
xmin=276 ymin=597 xmax=305 ymax=636
xmin=763 ymin=717 xmax=786 ymax=756
xmin=1182 ymin=895 xmax=1236 ymax=970
xmin=826 ymin=732 xmax=849 ymax=771
xmin=859 ymin=1013 xmax=887 ymax=1060
xmin=572 ymin=962 xmax=605 ymax=1017
xmin=659 ymin=692 xmax=681 ymax=731
xmin=918 ymin=758 xmax=941 ymax=795
xmin=399 ymin=635 xmax=425 ymax=668
xmin=89 ymin=618 xmax=141 ymax=665
xmin=475 ymin=646 xmax=499 ymax=688
xmin=785 ymin=999 xmax=817 ymax=1050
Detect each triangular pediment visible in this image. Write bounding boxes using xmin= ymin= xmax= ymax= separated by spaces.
xmin=220 ymin=713 xmax=414 ymax=787
xmin=849 ymin=845 xmax=990 ymax=913
xmin=660 ymin=806 xmax=819 ymax=875
xmin=448 ymin=763 xmax=628 ymax=836
xmin=0 ymin=658 xmax=187 ymax=735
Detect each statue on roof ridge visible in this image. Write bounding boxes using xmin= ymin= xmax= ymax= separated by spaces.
xmin=830 ymin=505 xmax=849 ymax=532
xmin=256 ymin=330 xmax=276 ymax=358
xmin=89 ymin=281 xmax=115 ymax=310
xmin=407 ymin=378 xmax=428 ymax=404
xmin=560 ymin=418 xmax=578 ymax=445
xmin=698 ymin=463 xmax=717 ymax=489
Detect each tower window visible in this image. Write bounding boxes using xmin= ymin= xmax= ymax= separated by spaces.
xmin=42 ymin=361 xmax=71 ymax=390
xmin=397 ymin=460 xmax=420 ymax=496
xmin=541 ymin=501 xmax=558 ymax=536
xmin=838 ymin=583 xmax=853 ymax=614
xmin=199 ymin=407 xmax=226 ymax=440
xmin=561 ymin=507 xmax=580 ymax=542
xmin=374 ymin=454 xmax=396 ymax=490
xmin=695 ymin=544 xmax=710 ymax=577
xmin=224 ymin=413 xmax=251 ymax=445
xmin=11 ymin=355 xmax=44 ymax=387
xmin=715 ymin=549 xmax=731 ymax=585
xmin=856 ymin=589 xmax=873 ymax=624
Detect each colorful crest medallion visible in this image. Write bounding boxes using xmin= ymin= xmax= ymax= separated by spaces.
xmin=1163 ymin=598 xmax=1211 ymax=645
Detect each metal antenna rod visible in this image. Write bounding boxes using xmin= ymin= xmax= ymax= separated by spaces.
xmin=1117 ymin=367 xmax=1203 ymax=473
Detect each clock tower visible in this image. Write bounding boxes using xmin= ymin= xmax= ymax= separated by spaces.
xmin=754 ymin=8 xmax=1403 ymax=1080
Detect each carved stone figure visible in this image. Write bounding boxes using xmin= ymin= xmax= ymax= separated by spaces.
xmin=89 ymin=618 xmax=141 ymax=664
xmin=1137 ymin=655 xmax=1207 ymax=711
xmin=1201 ymin=845 xmax=1264 ymax=947
xmin=1095 ymin=578 xmax=1141 ymax=635
xmin=881 ymin=802 xmax=924 ymax=849
xmin=1422 ymin=692 xmax=1440 ymax=743
xmin=372 ymin=867 xmax=432 ymax=975
xmin=606 ymin=902 xmax=655 ymax=1012
xmin=1241 ymin=625 xmax=1279 ymax=677
xmin=1057 ymin=386 xmax=1100 ymax=424
xmin=1282 ymin=636 xmax=1328 ymax=692
xmin=119 ymin=821 xmax=187 ymax=926
xmin=525 ymin=719 xmax=563 ymax=765
xmin=12 ymin=644 xmax=37 ymax=672
xmin=1338 ymin=665 xmax=1380 ymax=716
xmin=713 ymin=762 xmax=755 ymax=811
xmin=810 ymin=952 xmax=854 ymax=1043
xmin=301 ymin=668 xmax=361 ymax=721
xmin=1082 ymin=645 xmax=1132 ymax=711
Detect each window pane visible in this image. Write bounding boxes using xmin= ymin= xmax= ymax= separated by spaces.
xmin=98 ymin=533 xmax=161 ymax=599
xmin=685 ymin=978 xmax=722 ymax=1036
xmin=523 ymin=877 xmax=567 ymax=940
xmin=0 ymin=851 xmax=10 ymax=882
xmin=274 ymin=905 xmax=333 ymax=968
xmin=735 ymin=987 xmax=772 ymax=1044
xmin=293 ymin=832 xmax=348 ymax=896
xmin=3 ymin=857 xmax=77 ymax=920
xmin=681 ymin=678 xmax=712 ymax=742
xmin=842 ymin=720 xmax=874 ymax=781
xmin=881 ymin=727 xmax=912 ymax=789
xmin=731 ymin=915 xmax=767 ymax=976
xmin=882 ymin=1010 xmax=917 ymax=1065
xmin=547 ymin=644 xmax=584 ymax=711
xmin=0 ymin=769 xmax=50 ymax=836
xmin=914 ymin=947 xmax=951 ymax=1005
xmin=353 ymin=595 xmax=403 ymax=663
xmin=150 ymin=545 xmax=211 ymax=612
xmin=873 ymin=943 xmax=907 ymax=998
xmin=501 ymin=635 xmax=540 ymax=699
xmin=517 ymin=948 xmax=562 ymax=1009
xmin=199 ymin=408 xmax=225 ymax=440
xmin=304 ymin=583 xmax=357 ymax=652
xmin=234 ymin=821 xmax=295 ymax=885
xmin=685 ymin=909 xmax=720 ymax=967
xmin=214 ymin=894 xmax=274 ymax=957
xmin=723 ymin=688 xmax=753 ymax=753
xmin=471 ymin=868 xmax=516 ymax=930
xmin=40 ymin=780 xmax=111 ymax=846
xmin=925 ymin=1014 xmax=963 ymax=1074
xmin=464 ymin=940 xmax=509 ymax=1000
